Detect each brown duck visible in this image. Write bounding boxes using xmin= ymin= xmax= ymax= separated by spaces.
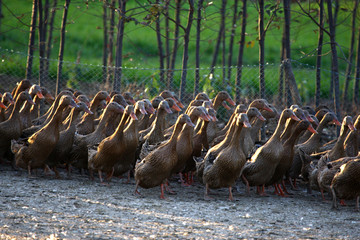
xmin=13 ymin=95 xmax=78 ymax=175
xmin=344 ymin=115 xmax=360 ymax=157
xmin=134 ymin=114 xmax=194 ymax=199
xmin=203 ymin=113 xmax=251 ymax=200
xmin=77 ymin=91 xmax=110 ymax=135
xmin=19 ymin=85 xmax=44 ymax=129
xmin=138 ymin=99 xmax=155 ymax=131
xmin=0 ymin=92 xmax=14 ymax=122
xmin=46 ymin=102 xmax=92 ymax=177
xmin=0 ymin=91 xmax=34 ymax=160
xmin=29 ymin=87 xmax=54 ymax=121
xmin=330 ymin=157 xmax=360 ymax=210
xmin=241 ymin=109 xmax=299 ymax=195
xmin=88 ymin=105 xmax=137 ymax=182
xmin=5 ymin=80 xmax=32 ymax=119
xmin=113 ymin=100 xmax=147 ymax=179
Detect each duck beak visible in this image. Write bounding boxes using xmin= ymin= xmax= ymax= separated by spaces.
xmin=291 ymin=114 xmax=300 ymax=121
xmin=331 ymin=119 xmax=341 ymax=126
xmin=130 ymin=112 xmax=138 ymax=120
xmin=243 ymin=120 xmax=252 ymax=128
xmin=257 ymin=115 xmax=266 ymax=121
xmin=177 ymin=101 xmax=185 ymax=109
xmin=199 ymin=114 xmax=210 ymax=121
xmin=129 ymin=98 xmax=136 ymax=105
xmin=36 ymin=91 xmax=44 ymax=99
xmin=307 ymin=124 xmax=317 ymax=134
xmin=171 ymin=104 xmax=181 ymax=112
xmin=106 ymin=96 xmax=111 ymax=103
xmin=165 ymin=107 xmax=173 ymax=114
xmin=212 ymin=116 xmax=218 ymax=122
xmin=146 ymin=106 xmax=155 ymax=114
xmin=263 ymin=106 xmax=273 ymax=112
xmin=186 ymin=119 xmax=195 ymax=127
xmin=69 ymin=100 xmax=79 ymax=108
xmin=45 ymin=93 xmax=55 ymax=101
xmin=84 ymin=108 xmax=93 ymax=114
xmin=222 ymin=101 xmax=231 ymax=110
xmin=140 ymin=107 xmax=147 ymax=115
xmin=226 ymin=98 xmax=236 ymax=106
xmin=0 ymin=101 xmax=6 ymax=109
xmin=348 ymin=123 xmax=356 ymax=131
xmin=307 ymin=115 xmax=314 ymax=122
xmin=75 ymin=98 xmax=80 ymax=103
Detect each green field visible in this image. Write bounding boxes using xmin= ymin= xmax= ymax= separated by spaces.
xmin=0 ymin=1 xmax=357 ymax=102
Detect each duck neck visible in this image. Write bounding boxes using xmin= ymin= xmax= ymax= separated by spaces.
xmin=8 ymin=97 xmax=26 ymax=120
xmin=168 ymin=121 xmax=185 ymax=146
xmin=212 ymin=96 xmax=224 ymax=111
xmin=66 ymin=108 xmax=82 ymax=131
xmin=152 ymin=108 xmax=166 ymax=135
xmin=284 ymin=126 xmax=305 ymax=149
xmin=112 ymin=112 xmax=129 ymax=139
xmin=335 ymin=125 xmax=349 ymax=147
xmin=268 ymin=115 xmax=288 ymax=142
xmin=222 ymin=118 xmax=237 ymax=143
xmin=303 ymin=117 xmax=329 ymax=144
xmin=44 ymin=95 xmax=62 ymax=121
xmin=280 ymin=119 xmax=297 ymax=141
xmin=20 ymin=93 xmax=35 ymax=115
xmin=230 ymin=123 xmax=244 ymax=147
xmin=47 ymin=104 xmax=67 ymax=130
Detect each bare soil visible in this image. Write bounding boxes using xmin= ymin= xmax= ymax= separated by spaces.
xmin=0 ymin=165 xmax=359 ymax=240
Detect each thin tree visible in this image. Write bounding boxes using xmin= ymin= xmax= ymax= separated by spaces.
xmin=102 ymin=0 xmax=108 ymax=84
xmin=258 ymin=0 xmax=265 ymax=99
xmin=38 ymin=0 xmax=49 ymax=87
xmin=155 ymin=0 xmax=165 ymax=87
xmin=25 ymin=0 xmax=38 ymax=80
xmin=354 ymin=27 xmax=360 ymax=105
xmin=164 ymin=0 xmax=170 ymax=73
xmin=326 ymin=0 xmax=341 ymax=124
xmin=235 ymin=0 xmax=247 ymax=104
xmin=167 ymin=0 xmax=181 ymax=90
xmin=56 ymin=0 xmax=70 ymax=95
xmin=283 ymin=0 xmax=292 ymax=106
xmin=342 ymin=0 xmax=359 ymax=106
xmin=194 ymin=0 xmax=204 ymax=97
xmin=179 ymin=0 xmax=194 ymax=102
xmin=44 ymin=0 xmax=57 ymax=84
xmin=227 ymin=0 xmax=239 ymax=85
xmin=315 ymin=0 xmax=324 ymax=108
xmin=209 ymin=0 xmax=226 ymax=77
xmin=106 ymin=0 xmax=116 ymax=89
xmin=113 ymin=0 xmax=127 ymax=92
xmin=329 ymin=0 xmax=339 ymax=99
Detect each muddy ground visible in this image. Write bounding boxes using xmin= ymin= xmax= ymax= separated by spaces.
xmin=0 ymin=165 xmax=359 ymax=240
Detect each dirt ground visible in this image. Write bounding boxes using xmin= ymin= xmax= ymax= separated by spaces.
xmin=0 ymin=165 xmax=359 ymax=240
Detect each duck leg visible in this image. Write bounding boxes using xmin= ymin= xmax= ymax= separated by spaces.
xmin=164 ymin=179 xmax=176 ymax=194
xmin=241 ymin=175 xmax=250 ymax=195
xmin=98 ymin=170 xmax=104 ymax=183
xmin=160 ymin=184 xmax=166 ymax=199
xmin=276 ymin=184 xmax=289 ymax=197
xmin=179 ymin=173 xmax=190 ymax=186
xmin=281 ymin=180 xmax=292 ymax=195
xmin=228 ymin=187 xmax=233 ymax=201
xmin=53 ymin=166 xmax=61 ymax=179
xmin=330 ymin=186 xmax=338 ymax=209
xmin=134 ymin=183 xmax=141 ymax=196
xmin=339 ymin=199 xmax=346 ymax=206
xmin=257 ymin=185 xmax=267 ymax=196
xmin=105 ymin=167 xmax=115 ymax=182
xmin=27 ymin=164 xmax=32 ymax=177
xmin=204 ymin=183 xmax=213 ymax=200
xmin=320 ymin=189 xmax=327 ymax=201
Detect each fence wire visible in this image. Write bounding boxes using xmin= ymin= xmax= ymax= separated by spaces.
xmin=0 ymin=47 xmax=346 ymax=107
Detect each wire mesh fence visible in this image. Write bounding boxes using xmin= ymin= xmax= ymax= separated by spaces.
xmin=0 ymin=47 xmax=346 ymax=108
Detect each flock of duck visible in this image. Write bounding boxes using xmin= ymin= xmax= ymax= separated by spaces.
xmin=1 ymin=79 xmax=359 ymax=210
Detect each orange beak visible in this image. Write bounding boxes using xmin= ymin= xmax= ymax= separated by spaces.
xmin=129 ymin=98 xmax=136 ymax=104
xmin=307 ymin=124 xmax=317 ymax=134
xmin=243 ymin=120 xmax=252 ymax=128
xmin=130 ymin=112 xmax=138 ymax=120
xmin=348 ymin=123 xmax=356 ymax=131
xmin=36 ymin=91 xmax=44 ymax=99
xmin=332 ymin=119 xmax=341 ymax=126
xmin=0 ymin=101 xmax=6 ymax=109
xmin=226 ymin=98 xmax=236 ymax=106
xmin=257 ymin=115 xmax=266 ymax=121
xmin=222 ymin=101 xmax=231 ymax=110
xmin=171 ymin=104 xmax=181 ymax=112
xmin=263 ymin=106 xmax=273 ymax=112
xmin=291 ymin=114 xmax=300 ymax=121
xmin=45 ymin=93 xmax=55 ymax=101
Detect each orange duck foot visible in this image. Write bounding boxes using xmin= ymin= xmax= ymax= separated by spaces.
xmin=339 ymin=199 xmax=346 ymax=206
xmin=160 ymin=184 xmax=166 ymax=199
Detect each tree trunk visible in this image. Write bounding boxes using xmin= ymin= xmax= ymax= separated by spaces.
xmin=210 ymin=0 xmax=226 ymax=77
xmin=227 ymin=0 xmax=238 ymax=84
xmin=155 ymin=0 xmax=165 ymax=87
xmin=315 ymin=0 xmax=324 ymax=108
xmin=278 ymin=35 xmax=284 ymax=106
xmin=329 ymin=0 xmax=339 ymax=99
xmin=235 ymin=0 xmax=247 ymax=104
xmin=353 ymin=27 xmax=360 ymax=105
xmin=326 ymin=0 xmax=341 ymax=128
xmin=342 ymin=0 xmax=358 ymax=106
xmin=44 ymin=0 xmax=57 ymax=85
xmin=25 ymin=0 xmax=38 ymax=80
xmin=193 ymin=0 xmax=204 ymax=97
xmin=113 ymin=0 xmax=126 ymax=92
xmin=179 ymin=0 xmax=194 ymax=102
xmin=167 ymin=0 xmax=181 ymax=90
xmin=106 ymin=0 xmax=116 ymax=90
xmin=56 ymin=0 xmax=70 ymax=95
xmin=164 ymin=1 xmax=170 ymax=76
xmin=258 ymin=0 xmax=265 ymax=99
xmin=102 ymin=0 xmax=108 ymax=84
xmin=221 ymin=7 xmax=226 ymax=86
xmin=283 ymin=0 xmax=292 ymax=106
xmin=283 ymin=59 xmax=301 ymax=105
xmin=38 ymin=0 xmax=48 ymax=87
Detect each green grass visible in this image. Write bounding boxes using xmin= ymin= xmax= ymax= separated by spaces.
xmin=0 ymin=0 xmax=357 ymax=103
